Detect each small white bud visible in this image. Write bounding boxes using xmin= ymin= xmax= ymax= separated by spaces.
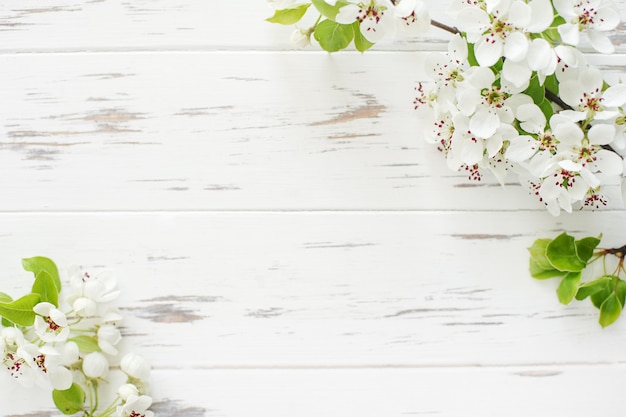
xmin=118 ymin=383 xmax=139 ymax=401
xmin=82 ymin=352 xmax=109 ymax=378
xmin=290 ymin=28 xmax=311 ymax=49
xmin=120 ymin=353 xmax=151 ymax=381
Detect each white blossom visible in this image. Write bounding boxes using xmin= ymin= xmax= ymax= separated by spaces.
xmin=83 ymin=352 xmax=109 ymax=379
xmin=116 ymin=394 xmax=154 ymax=417
xmin=33 ymin=302 xmax=70 ymax=343
xmin=121 ymin=352 xmax=151 ymax=381
xmin=335 ymin=0 xmax=396 ymax=42
xmin=553 ymin=0 xmax=620 ymax=53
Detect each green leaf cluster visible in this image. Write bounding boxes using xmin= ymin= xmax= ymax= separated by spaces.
xmin=266 ymin=0 xmax=375 ymax=52
xmin=0 ymin=257 xmax=61 ymax=326
xmin=529 ymin=233 xmax=626 ymax=327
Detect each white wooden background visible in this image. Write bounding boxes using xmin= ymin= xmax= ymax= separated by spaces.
xmin=1 ymin=1 xmax=626 ymax=416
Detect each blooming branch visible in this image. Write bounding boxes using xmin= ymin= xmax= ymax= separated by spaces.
xmin=267 ymin=0 xmax=626 ymax=215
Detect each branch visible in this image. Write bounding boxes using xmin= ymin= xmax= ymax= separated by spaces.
xmin=430 ymin=19 xmax=460 ymax=35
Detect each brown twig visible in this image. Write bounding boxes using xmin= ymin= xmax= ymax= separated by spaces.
xmin=430 ymin=19 xmax=460 ymax=35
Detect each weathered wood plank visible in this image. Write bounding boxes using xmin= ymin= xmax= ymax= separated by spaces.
xmin=2 ymin=366 xmax=626 ymax=416
xmin=0 ymin=211 xmax=624 ymax=368
xmin=1 ymin=52 xmax=624 ymax=211
xmin=0 ymin=0 xmax=624 ymax=52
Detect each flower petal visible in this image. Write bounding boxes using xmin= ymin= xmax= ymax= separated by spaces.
xmin=335 ymin=4 xmax=360 ymax=24
xmin=553 ymin=119 xmax=583 ymax=145
xmin=502 ymin=59 xmax=532 ymax=88
xmin=558 ymin=23 xmax=580 ymax=46
xmin=588 ymin=124 xmax=615 ymax=145
xmin=527 ymin=0 xmax=554 ymax=32
xmin=594 ymin=7 xmax=620 ymax=31
xmin=516 ymin=103 xmax=546 ymax=134
xmin=594 ymin=149 xmax=624 ymax=176
xmin=588 ymin=30 xmax=615 ymax=53
xmin=475 ymin=36 xmax=503 ymax=67
xmin=470 ymin=108 xmax=500 ymax=138
xmin=602 ymin=84 xmax=626 ymax=107
xmin=503 ymin=31 xmax=528 ymax=62
xmin=505 ymin=135 xmax=538 ymax=162
xmin=49 ymin=367 xmax=73 ymax=390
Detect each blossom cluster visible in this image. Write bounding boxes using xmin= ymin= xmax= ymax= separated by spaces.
xmin=268 ymin=0 xmax=626 ymax=215
xmin=267 ymin=0 xmax=430 ymax=51
xmin=417 ymin=0 xmax=625 ymax=215
xmin=0 ymin=257 xmax=153 ymax=417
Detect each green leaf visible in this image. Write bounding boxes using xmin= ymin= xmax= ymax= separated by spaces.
xmin=53 ymin=383 xmax=86 ymax=415
xmin=546 ymin=232 xmax=586 ymax=272
xmin=616 ymin=279 xmax=626 ymax=306
xmin=591 ymin=283 xmax=613 ymax=309
xmin=0 ymin=294 xmax=13 ymax=327
xmin=352 ymin=22 xmax=374 ymax=52
xmin=69 ymin=335 xmax=101 ymax=353
xmin=528 ymin=238 xmax=564 ymax=279
xmin=575 ymin=235 xmax=601 ymax=263
xmin=544 ymin=74 xmax=559 ymax=97
xmin=22 ymin=257 xmax=61 ymax=292
xmin=599 ymin=292 xmax=622 ymax=327
xmin=0 ymin=293 xmax=41 ymax=326
xmin=575 ymin=276 xmax=612 ymax=301
xmin=32 ymin=270 xmax=59 ymax=307
xmin=311 ymin=0 xmax=349 ymax=19
xmin=266 ymin=4 xmax=311 ymax=25
xmin=314 ymin=19 xmax=354 ymax=52
xmin=466 ymin=41 xmax=479 ymax=67
xmin=524 ymin=74 xmax=545 ymax=105
xmin=556 ymin=272 xmax=581 ymax=304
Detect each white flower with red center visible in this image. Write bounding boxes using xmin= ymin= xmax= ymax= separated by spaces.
xmin=421 ymin=35 xmax=470 ymax=117
xmin=33 ymin=302 xmax=70 ymax=343
xmin=395 ymin=0 xmax=429 ymax=36
xmin=456 ymin=66 xmax=532 ymax=139
xmin=553 ymin=0 xmax=620 ymax=53
xmin=455 ymin=0 xmax=553 ymax=68
xmin=559 ymin=67 xmax=626 ymax=121
xmin=1 ymin=331 xmax=51 ymax=388
xmin=116 ymin=394 xmax=154 ymax=417
xmin=520 ymin=113 xmax=624 ymax=215
xmin=67 ymin=267 xmax=120 ymax=317
xmin=446 ymin=112 xmax=518 ymax=172
xmin=335 ymin=0 xmax=396 ymax=42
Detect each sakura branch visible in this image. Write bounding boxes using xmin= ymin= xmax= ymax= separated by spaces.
xmin=0 ymin=257 xmax=153 ymax=417
xmin=267 ymin=0 xmax=626 ymax=215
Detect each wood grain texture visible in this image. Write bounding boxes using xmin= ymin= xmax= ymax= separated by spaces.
xmin=0 ymin=212 xmax=625 ymax=369
xmin=1 ymin=52 xmax=625 ymax=211
xmin=1 ymin=1 xmax=626 ymax=416
xmin=3 ymin=366 xmax=626 ymax=416
xmin=0 ymin=0 xmax=624 ymax=53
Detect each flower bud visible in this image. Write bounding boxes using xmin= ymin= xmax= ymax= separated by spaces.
xmin=82 ymin=352 xmax=109 ymax=378
xmin=120 ymin=353 xmax=151 ymax=381
xmin=290 ymin=28 xmax=311 ymax=49
xmin=118 ymin=383 xmax=139 ymax=401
